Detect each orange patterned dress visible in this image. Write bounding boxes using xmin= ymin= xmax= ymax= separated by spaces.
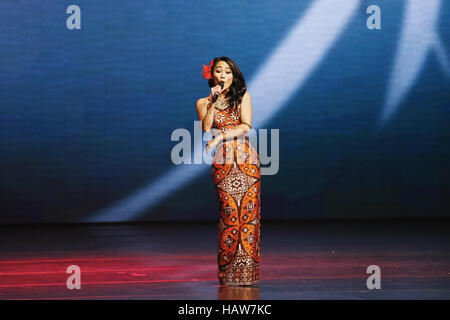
xmin=210 ymin=96 xmax=261 ymax=286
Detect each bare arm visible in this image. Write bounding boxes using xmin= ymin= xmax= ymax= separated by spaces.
xmin=196 ymin=98 xmax=216 ymax=132
xmin=196 ymin=84 xmax=224 ymax=132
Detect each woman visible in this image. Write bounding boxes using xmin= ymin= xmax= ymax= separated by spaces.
xmin=196 ymin=57 xmax=261 ymax=286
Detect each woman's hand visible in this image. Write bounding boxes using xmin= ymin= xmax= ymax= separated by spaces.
xmin=210 ymin=84 xmax=223 ymax=101
xmin=205 ymin=135 xmax=222 ymax=154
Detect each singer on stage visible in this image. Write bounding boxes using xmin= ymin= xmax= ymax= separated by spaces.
xmin=196 ymin=56 xmax=261 ymax=286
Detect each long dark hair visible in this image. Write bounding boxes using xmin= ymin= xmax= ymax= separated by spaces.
xmin=208 ymin=56 xmax=246 ymax=110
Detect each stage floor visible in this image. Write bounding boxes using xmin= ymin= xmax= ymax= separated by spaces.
xmin=0 ymin=219 xmax=449 ymax=300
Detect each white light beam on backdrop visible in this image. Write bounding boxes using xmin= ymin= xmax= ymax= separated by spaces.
xmin=380 ymin=0 xmax=447 ymax=125
xmin=84 ymin=0 xmax=360 ymax=222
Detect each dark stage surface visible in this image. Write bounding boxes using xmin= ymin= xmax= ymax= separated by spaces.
xmin=0 ymin=219 xmax=449 ymax=300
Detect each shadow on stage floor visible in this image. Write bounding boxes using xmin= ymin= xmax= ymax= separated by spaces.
xmin=0 ymin=219 xmax=449 ymax=300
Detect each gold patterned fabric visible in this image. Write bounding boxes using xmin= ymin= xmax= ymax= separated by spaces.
xmin=210 ymin=96 xmax=261 ymax=286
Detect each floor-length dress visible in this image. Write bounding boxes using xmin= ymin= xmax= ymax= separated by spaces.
xmin=210 ymin=96 xmax=261 ymax=286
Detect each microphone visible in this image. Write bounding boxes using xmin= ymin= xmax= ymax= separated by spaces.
xmin=212 ymin=81 xmax=224 ymax=103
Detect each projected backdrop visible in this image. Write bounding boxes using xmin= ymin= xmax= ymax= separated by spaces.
xmin=0 ymin=0 xmax=449 ymax=224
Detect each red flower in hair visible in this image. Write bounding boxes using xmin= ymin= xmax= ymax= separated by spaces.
xmin=202 ymin=59 xmax=214 ymax=79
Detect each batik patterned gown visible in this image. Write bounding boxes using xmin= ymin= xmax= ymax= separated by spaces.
xmin=210 ymin=96 xmax=261 ymax=286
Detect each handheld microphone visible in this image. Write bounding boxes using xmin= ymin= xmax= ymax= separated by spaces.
xmin=212 ymin=81 xmax=225 ymax=103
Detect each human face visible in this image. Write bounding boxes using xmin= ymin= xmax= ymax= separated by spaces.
xmin=213 ymin=61 xmax=233 ymax=92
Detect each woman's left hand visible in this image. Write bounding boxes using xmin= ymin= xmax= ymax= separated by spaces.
xmin=205 ymin=136 xmax=221 ymax=154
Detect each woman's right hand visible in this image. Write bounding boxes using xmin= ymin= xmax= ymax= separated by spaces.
xmin=210 ymin=84 xmax=223 ymax=101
